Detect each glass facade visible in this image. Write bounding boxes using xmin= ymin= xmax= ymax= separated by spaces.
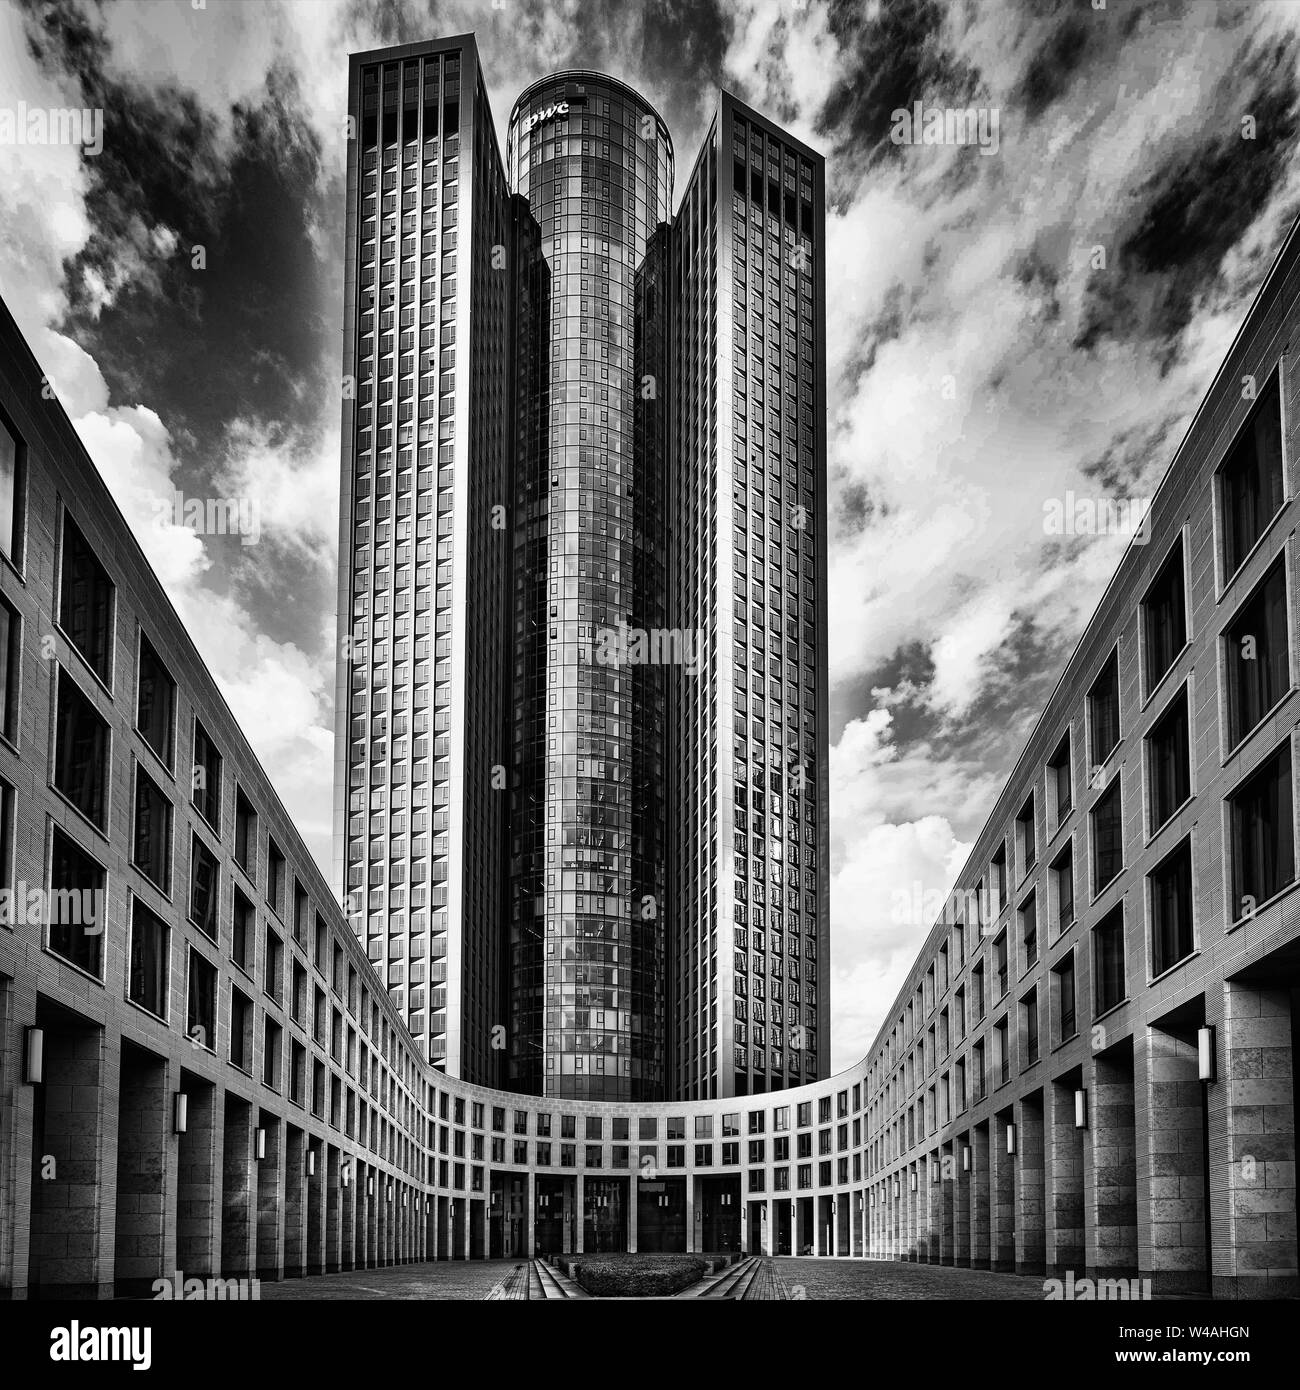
xmin=337 ymin=48 xmax=828 ymax=1103
xmin=506 ymin=74 xmax=674 ymax=1101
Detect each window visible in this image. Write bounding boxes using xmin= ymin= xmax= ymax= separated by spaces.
xmin=232 ymin=887 xmax=253 ymax=973
xmin=1052 ymin=953 xmax=1076 ymax=1043
xmin=192 ymin=721 xmax=222 ymax=831
xmin=1020 ymin=892 xmax=1037 ymax=968
xmin=58 ymin=512 xmax=114 ymax=684
xmin=189 ymin=834 xmax=219 ymax=939
xmin=1022 ymin=988 xmax=1039 ymax=1066
xmin=187 ymin=948 xmax=217 ymax=1052
xmin=54 ymin=668 xmax=108 ymax=829
xmin=230 ymin=987 xmax=253 ymax=1070
xmin=695 ymin=1115 xmax=714 ymax=1138
xmin=263 ymin=1019 xmax=282 ymax=1089
xmin=1229 ymin=744 xmax=1295 ymax=919
xmin=1017 ymin=794 xmax=1036 ymax=875
xmin=268 ymin=840 xmax=286 ymax=919
xmin=991 ymin=843 xmax=1007 ymax=914
xmin=1220 ymin=374 xmax=1284 ymax=578
xmin=993 ymin=1016 xmax=1010 ymax=1085
xmin=1093 ymin=905 xmax=1126 ymax=1013
xmin=132 ymin=767 xmax=172 ymax=891
xmin=1049 ymin=734 xmax=1072 ymax=822
xmin=1150 ymin=837 xmax=1194 ymax=975
xmin=1148 ymin=687 xmax=1191 ymax=832
xmin=235 ymin=789 xmax=256 ymax=876
xmin=47 ymin=826 xmax=104 ymax=977
xmin=0 ymin=594 xmax=19 ymax=743
xmin=1051 ymin=843 xmax=1074 ymax=933
xmin=1092 ymin=779 xmax=1123 ymax=893
xmin=136 ymin=635 xmax=175 ymax=768
xmin=1225 ymin=560 xmax=1289 ymax=749
xmin=993 ymin=930 xmax=1008 ymax=999
xmin=128 ymin=898 xmax=169 ymax=1017
xmin=263 ymin=927 xmax=283 ymax=1003
xmin=0 ymin=413 xmax=24 ymax=565
xmin=1089 ymin=652 xmax=1120 ymax=768
xmin=1143 ymin=539 xmax=1187 ymax=693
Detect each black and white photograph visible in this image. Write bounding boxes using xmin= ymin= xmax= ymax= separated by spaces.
xmin=0 ymin=0 xmax=1295 ymax=1361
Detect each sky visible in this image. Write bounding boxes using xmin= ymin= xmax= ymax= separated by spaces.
xmin=3 ymin=0 xmax=1300 ymax=1073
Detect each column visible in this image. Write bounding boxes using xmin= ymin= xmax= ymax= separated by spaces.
xmin=628 ymin=1173 xmax=638 ymax=1253
xmin=686 ymin=1173 xmax=696 ymax=1253
xmin=990 ymin=1112 xmax=1015 ymax=1272
xmin=575 ymin=1174 xmax=585 ymax=1255
xmin=1046 ymin=1082 xmax=1084 ymax=1280
xmin=1086 ymin=1050 xmax=1136 ymax=1281
xmin=1014 ymin=1095 xmax=1045 ymax=1276
xmin=527 ymin=1172 xmax=537 ymax=1257
xmin=954 ymin=1142 xmax=971 ymax=1267
xmin=1219 ymin=983 xmax=1297 ymax=1298
xmin=970 ymin=1125 xmax=991 ymax=1269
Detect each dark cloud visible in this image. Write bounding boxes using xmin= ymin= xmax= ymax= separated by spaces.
xmin=817 ymin=0 xmax=982 ymax=166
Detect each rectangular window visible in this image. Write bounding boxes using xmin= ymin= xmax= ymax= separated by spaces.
xmin=1093 ymin=905 xmax=1126 ymax=1014
xmin=1148 ymin=687 xmax=1191 ymax=832
xmin=132 ymin=766 xmax=172 ymax=891
xmin=993 ymin=930 xmax=1008 ymax=999
xmin=1089 ymin=652 xmax=1120 ymax=768
xmin=59 ymin=511 xmax=114 ymax=684
xmin=268 ymin=840 xmax=286 ymax=919
xmin=1049 ymin=733 xmax=1072 ymax=822
xmin=189 ymin=834 xmax=219 ymax=939
xmin=1225 ymin=559 xmax=1289 ymax=749
xmin=1051 ymin=842 xmax=1075 ymax=933
xmin=263 ymin=926 xmax=283 ymax=1003
xmin=1052 ymin=953 xmax=1076 ymax=1043
xmin=127 ymin=897 xmax=169 ymax=1016
xmin=1229 ymin=744 xmax=1295 ymax=918
xmin=192 ymin=721 xmax=222 ymax=831
xmin=187 ymin=948 xmax=217 ymax=1052
xmin=1020 ymin=892 xmax=1037 ymax=968
xmin=136 ymin=635 xmax=175 ymax=768
xmin=1221 ymin=374 xmax=1284 ymax=578
xmin=263 ymin=1019 xmax=282 ymax=1089
xmin=1092 ymin=778 xmax=1123 ymax=893
xmin=230 ymin=987 xmax=253 ymax=1070
xmin=1144 ymin=538 xmax=1187 ymax=693
xmin=54 ymin=668 xmax=108 ymax=829
xmin=234 ymin=788 xmax=256 ymax=877
xmin=232 ymin=886 xmax=253 ymax=973
xmin=991 ymin=843 xmax=1007 ymax=914
xmin=47 ymin=825 xmax=104 ymax=977
xmin=1022 ymin=988 xmax=1039 ymax=1066
xmin=1150 ymin=836 xmax=1194 ymax=975
xmin=0 ymin=594 xmax=19 ymax=743
xmin=0 ymin=413 xmax=24 ymax=565
xmin=1017 ymin=794 xmax=1036 ymax=875
xmin=994 ymin=1016 xmax=1010 ymax=1085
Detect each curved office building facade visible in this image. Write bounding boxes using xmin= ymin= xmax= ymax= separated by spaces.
xmin=505 ymin=74 xmax=675 ymax=1101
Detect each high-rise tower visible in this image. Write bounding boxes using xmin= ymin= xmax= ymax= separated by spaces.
xmin=335 ymin=35 xmax=514 ymax=1082
xmin=336 ymin=40 xmax=827 ymax=1101
xmin=504 ymin=73 xmax=674 ymax=1101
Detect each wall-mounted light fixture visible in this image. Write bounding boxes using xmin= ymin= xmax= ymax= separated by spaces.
xmin=173 ymin=1092 xmax=188 ymax=1136
xmin=909 ymin=1170 xmax=917 ymax=1191
xmin=341 ymin=1160 xmax=352 ymax=1189
xmin=962 ymin=1145 xmax=971 ymax=1172
xmin=387 ymin=1183 xmax=394 ymax=1203
xmin=368 ymin=1175 xmax=375 ymax=1197
xmin=930 ymin=1161 xmax=939 ymax=1184
xmin=1198 ymin=1026 xmax=1216 ymax=1083
xmin=1074 ymin=1089 xmax=1088 ymax=1130
xmin=22 ymin=1027 xmax=44 ymax=1085
xmin=1006 ymin=1122 xmax=1016 ymax=1155
xmin=306 ymin=1149 xmax=316 ymax=1177
xmin=255 ymin=1127 xmax=267 ymax=1161
xmin=893 ymin=1178 xmax=901 ymax=1197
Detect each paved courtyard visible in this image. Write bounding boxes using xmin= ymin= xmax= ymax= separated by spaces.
xmin=255 ymin=1257 xmax=1049 ymax=1300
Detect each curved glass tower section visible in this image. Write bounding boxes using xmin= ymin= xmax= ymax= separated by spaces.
xmin=506 ymin=73 xmax=674 ymax=1100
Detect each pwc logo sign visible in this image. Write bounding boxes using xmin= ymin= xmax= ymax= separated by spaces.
xmin=523 ymin=101 xmax=569 ymax=133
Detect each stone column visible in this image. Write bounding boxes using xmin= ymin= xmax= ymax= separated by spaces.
xmin=990 ymin=1112 xmax=1015 ymax=1272
xmin=1046 ymin=1082 xmax=1084 ymax=1279
xmin=970 ymin=1125 xmax=991 ymax=1269
xmin=255 ymin=1119 xmax=284 ymax=1282
xmin=1087 ymin=1050 xmax=1137 ymax=1280
xmin=1015 ymin=1095 xmax=1045 ymax=1276
xmin=953 ymin=1142 xmax=971 ymax=1267
xmin=1218 ymin=983 xmax=1297 ymax=1298
xmin=1135 ymin=1027 xmax=1205 ymax=1294
xmin=176 ymin=1082 xmax=220 ymax=1281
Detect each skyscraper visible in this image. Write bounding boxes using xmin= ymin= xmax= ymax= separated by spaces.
xmin=335 ymin=37 xmax=827 ymax=1101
